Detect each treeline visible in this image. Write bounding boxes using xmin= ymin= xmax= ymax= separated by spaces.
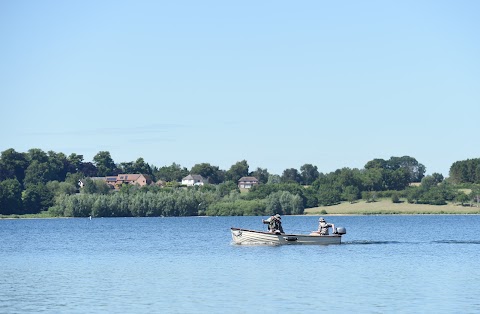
xmin=449 ymin=158 xmax=480 ymax=184
xmin=48 ymin=184 xmax=304 ymax=218
xmin=0 ymin=148 xmax=479 ymax=216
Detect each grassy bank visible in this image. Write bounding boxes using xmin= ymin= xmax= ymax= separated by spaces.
xmin=305 ymin=199 xmax=480 ymax=215
xmin=0 ymin=212 xmax=56 ymax=219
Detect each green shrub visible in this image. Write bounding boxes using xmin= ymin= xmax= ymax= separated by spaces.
xmin=391 ymin=193 xmax=400 ymax=203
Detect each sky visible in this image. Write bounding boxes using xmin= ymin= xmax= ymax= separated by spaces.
xmin=1 ymin=0 xmax=479 ymax=177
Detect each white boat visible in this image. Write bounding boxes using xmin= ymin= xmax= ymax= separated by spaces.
xmin=230 ymin=227 xmax=346 ymax=245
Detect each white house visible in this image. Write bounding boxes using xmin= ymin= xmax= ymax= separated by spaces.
xmin=182 ymin=174 xmax=206 ymax=186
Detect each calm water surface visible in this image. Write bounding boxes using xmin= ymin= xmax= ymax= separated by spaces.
xmin=1 ymin=215 xmax=479 ymax=313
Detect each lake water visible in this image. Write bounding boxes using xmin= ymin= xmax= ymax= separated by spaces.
xmin=1 ymin=215 xmax=479 ymax=313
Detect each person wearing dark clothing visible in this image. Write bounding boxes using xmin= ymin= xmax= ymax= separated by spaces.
xmin=262 ymin=214 xmax=284 ymax=234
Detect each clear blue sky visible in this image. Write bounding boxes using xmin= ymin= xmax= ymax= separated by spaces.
xmin=1 ymin=1 xmax=479 ymax=176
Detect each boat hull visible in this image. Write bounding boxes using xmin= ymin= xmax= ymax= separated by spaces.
xmin=231 ymin=228 xmax=342 ymax=245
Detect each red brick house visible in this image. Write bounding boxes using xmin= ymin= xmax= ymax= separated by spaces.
xmin=113 ymin=174 xmax=151 ymax=189
xmin=80 ymin=174 xmax=152 ymax=190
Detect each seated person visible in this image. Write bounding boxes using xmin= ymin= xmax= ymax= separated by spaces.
xmin=311 ymin=217 xmax=335 ymax=235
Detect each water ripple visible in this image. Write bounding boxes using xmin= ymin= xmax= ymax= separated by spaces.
xmin=344 ymin=240 xmax=404 ymax=245
xmin=432 ymin=240 xmax=480 ymax=244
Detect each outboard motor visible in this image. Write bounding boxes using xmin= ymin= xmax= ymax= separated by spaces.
xmin=335 ymin=227 xmax=347 ymax=235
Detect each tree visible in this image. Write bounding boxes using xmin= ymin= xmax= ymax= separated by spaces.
xmin=391 ymin=192 xmax=400 ymax=203
xmin=471 ymin=186 xmax=480 ymax=207
xmin=455 ymin=192 xmax=470 ymax=206
xmin=279 ymin=191 xmax=304 ymax=215
xmin=216 ymin=181 xmax=239 ymax=198
xmin=59 ymin=182 xmax=78 ymax=195
xmin=421 ymin=175 xmax=438 ymax=190
xmin=300 ymin=164 xmax=319 ymax=185
xmin=250 ymin=167 xmax=269 ymax=184
xmin=342 ymin=185 xmax=360 ymax=203
xmin=336 ymin=168 xmax=363 ymax=190
xmin=364 ymin=158 xmax=387 ymax=170
xmin=133 ymin=158 xmax=153 ymax=176
xmin=67 ymin=153 xmax=84 ymax=173
xmin=47 ymin=151 xmax=69 ymax=182
xmin=449 ymin=159 xmax=480 ymax=184
xmin=267 ymin=174 xmax=281 ymax=184
xmin=361 ymin=168 xmax=384 ymax=191
xmin=65 ymin=172 xmax=83 ymax=187
xmin=0 ymin=148 xmax=28 ymax=183
xmin=265 ymin=192 xmax=282 ymax=215
xmin=118 ymin=161 xmax=135 ymax=174
xmin=79 ymin=162 xmax=97 ymax=177
xmin=406 ymin=186 xmax=421 ymax=204
xmin=23 ymin=161 xmax=53 ymax=187
xmin=431 ymin=173 xmax=444 ymax=184
xmin=0 ymin=178 xmax=23 ymax=214
xmin=362 ymin=191 xmax=378 ymax=203
xmin=47 ymin=181 xmax=77 ymax=196
xmin=419 ymin=187 xmax=447 ymax=205
xmin=82 ymin=178 xmax=111 ymax=194
xmin=225 ymin=160 xmax=249 ymax=183
xmin=386 ymin=168 xmax=411 ymax=190
xmin=281 ymin=168 xmax=302 ymax=184
xmin=120 ymin=158 xmax=153 ymax=177
xmin=26 ymin=148 xmax=49 ymax=164
xmin=317 ymin=185 xmax=341 ymax=206
xmin=365 ymin=156 xmax=426 ymax=183
xmin=23 ymin=183 xmax=54 ymax=214
xmin=93 ymin=151 xmax=117 ymax=176
xmin=190 ymin=163 xmax=224 ymax=184
xmin=387 ymin=156 xmax=426 ymax=182
xmin=155 ymin=163 xmax=189 ymax=182
xmin=303 ymin=187 xmax=318 ymax=208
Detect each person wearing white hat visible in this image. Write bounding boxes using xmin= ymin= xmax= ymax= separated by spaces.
xmin=317 ymin=217 xmax=334 ymax=235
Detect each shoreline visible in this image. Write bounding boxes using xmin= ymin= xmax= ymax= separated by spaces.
xmin=2 ymin=199 xmax=480 ymax=219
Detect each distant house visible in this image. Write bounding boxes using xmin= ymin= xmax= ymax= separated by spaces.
xmin=79 ymin=174 xmax=152 ymax=190
xmin=182 ymin=174 xmax=206 ymax=186
xmin=106 ymin=176 xmax=117 ymax=187
xmin=114 ymin=174 xmax=151 ymax=189
xmin=238 ymin=176 xmax=259 ymax=189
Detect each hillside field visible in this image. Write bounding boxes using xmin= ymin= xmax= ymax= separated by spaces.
xmin=305 ymin=199 xmax=480 ymax=215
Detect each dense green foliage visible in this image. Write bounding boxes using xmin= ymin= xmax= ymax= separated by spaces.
xmin=49 ymin=189 xmax=214 ymax=217
xmin=0 ymin=179 xmax=23 ymax=214
xmin=449 ymin=158 xmax=480 ymax=184
xmin=1 ymin=147 xmax=479 ymax=216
